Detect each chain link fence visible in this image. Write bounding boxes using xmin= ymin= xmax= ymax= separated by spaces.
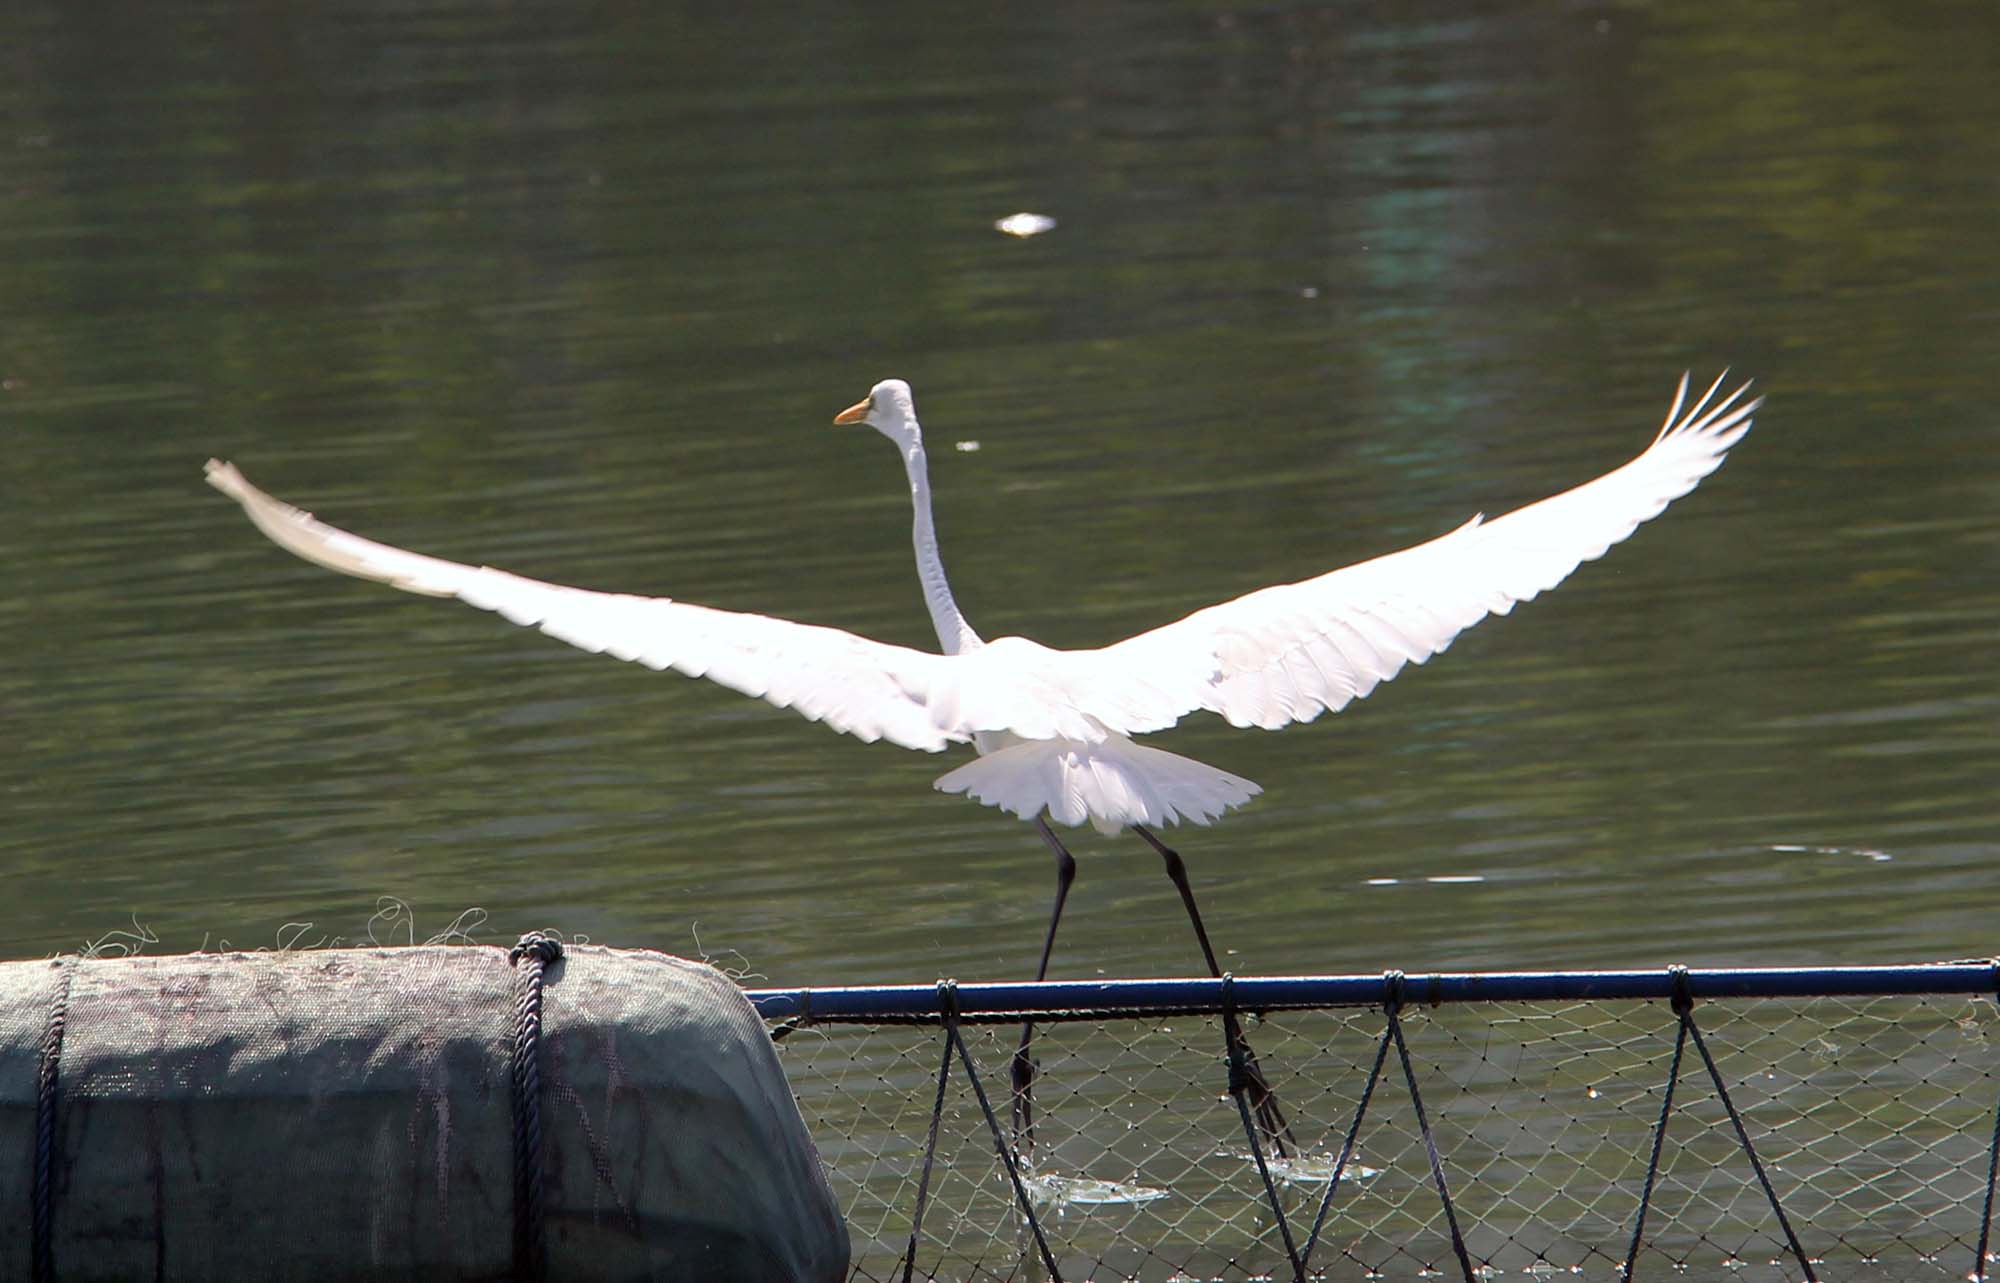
xmin=756 ymin=968 xmax=2000 ymax=1282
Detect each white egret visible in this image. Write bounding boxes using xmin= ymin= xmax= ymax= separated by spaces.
xmin=207 ymin=371 xmax=1755 ymax=1152
xmin=205 ymin=372 xmax=1755 ymax=891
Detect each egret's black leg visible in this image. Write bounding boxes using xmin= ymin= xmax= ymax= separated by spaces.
xmin=1133 ymin=823 xmax=1296 ymax=1157
xmin=1011 ymin=816 xmax=1077 ymax=1164
xmin=1134 ymin=824 xmax=1222 ymax=975
xmin=1027 ymin=817 xmax=1079 ymax=985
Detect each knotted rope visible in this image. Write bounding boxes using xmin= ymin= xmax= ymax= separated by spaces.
xmin=32 ymin=958 xmax=75 ymax=1283
xmin=507 ymin=932 xmax=564 ymax=1283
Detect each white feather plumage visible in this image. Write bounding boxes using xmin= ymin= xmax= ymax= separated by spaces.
xmin=206 ymin=371 xmax=1757 ymax=833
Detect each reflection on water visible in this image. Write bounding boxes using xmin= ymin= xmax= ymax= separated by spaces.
xmin=1 ymin=3 xmax=1996 ymax=989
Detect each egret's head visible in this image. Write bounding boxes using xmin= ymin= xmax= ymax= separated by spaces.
xmin=833 ymin=379 xmax=919 ymax=444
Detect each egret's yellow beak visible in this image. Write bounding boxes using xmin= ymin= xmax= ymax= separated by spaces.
xmin=833 ymin=396 xmax=871 ymax=425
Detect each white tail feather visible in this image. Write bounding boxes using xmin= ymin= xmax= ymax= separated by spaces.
xmin=935 ymin=737 xmax=1262 ymax=835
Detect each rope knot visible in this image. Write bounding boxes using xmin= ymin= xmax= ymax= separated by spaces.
xmin=509 ymin=931 xmax=565 ymax=967
xmin=935 ymin=977 xmax=960 ymax=1023
xmin=1668 ymin=964 xmax=1694 ymax=1016
xmin=1382 ymin=969 xmax=1406 ymax=1016
xmin=769 ymin=987 xmax=813 ymax=1042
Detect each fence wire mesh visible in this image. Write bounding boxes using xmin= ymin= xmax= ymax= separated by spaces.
xmin=766 ymin=985 xmax=2000 ymax=1282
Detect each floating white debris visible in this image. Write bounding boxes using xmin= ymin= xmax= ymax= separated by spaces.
xmin=1024 ymin=1173 xmax=1169 ymax=1212
xmin=1273 ymin=1155 xmax=1381 ymax=1186
xmin=1366 ymin=877 xmax=1399 ymax=886
xmin=1425 ymin=874 xmax=1486 ymax=884
xmin=994 ymin=211 xmax=1057 ymax=237
xmin=1215 ymin=1148 xmax=1379 ymax=1185
xmin=954 ymin=440 xmax=981 ymax=452
xmin=1768 ymin=843 xmax=1894 ymax=862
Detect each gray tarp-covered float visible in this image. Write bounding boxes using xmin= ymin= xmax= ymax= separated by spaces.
xmin=0 ymin=937 xmax=848 ymax=1282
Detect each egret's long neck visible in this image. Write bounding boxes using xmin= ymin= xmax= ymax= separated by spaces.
xmin=903 ymin=439 xmax=982 ymax=655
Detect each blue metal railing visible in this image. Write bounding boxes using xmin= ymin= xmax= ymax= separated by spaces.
xmin=759 ymin=959 xmax=2000 ymax=1283
xmin=747 ymin=960 xmax=1998 ymax=1023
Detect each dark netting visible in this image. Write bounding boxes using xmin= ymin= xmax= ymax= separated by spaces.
xmin=754 ymin=967 xmax=2000 ymax=1283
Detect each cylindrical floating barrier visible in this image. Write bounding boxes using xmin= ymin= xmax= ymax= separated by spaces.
xmin=0 ymin=941 xmax=847 ymax=1282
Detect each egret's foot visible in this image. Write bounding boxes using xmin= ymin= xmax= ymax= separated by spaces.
xmin=1009 ymin=1028 xmax=1039 ymax=1165
xmin=1227 ymin=1017 xmax=1296 ymax=1158
xmin=1132 ymin=823 xmax=1299 ymax=1158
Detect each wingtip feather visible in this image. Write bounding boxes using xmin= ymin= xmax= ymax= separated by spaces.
xmin=1655 ymin=371 xmax=1692 ymax=442
xmin=204 ymin=458 xmax=250 ymax=499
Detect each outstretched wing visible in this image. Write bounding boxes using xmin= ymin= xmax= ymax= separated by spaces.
xmin=208 ymin=371 xmax=1755 ymax=753
xmin=1089 ymin=372 xmax=1760 ymax=730
xmin=205 ymin=460 xmax=975 ymax=751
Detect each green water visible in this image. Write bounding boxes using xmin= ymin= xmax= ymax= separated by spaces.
xmin=3 ymin=3 xmax=1996 ymax=988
